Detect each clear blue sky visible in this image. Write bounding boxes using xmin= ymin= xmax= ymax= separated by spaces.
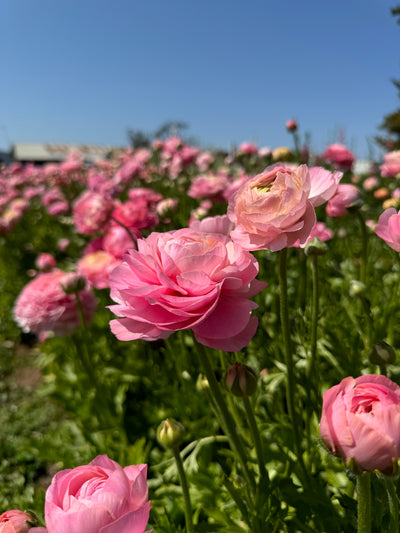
xmin=1 ymin=0 xmax=399 ymax=159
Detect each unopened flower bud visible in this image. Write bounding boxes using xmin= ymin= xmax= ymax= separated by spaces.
xmin=349 ymin=280 xmax=366 ymax=298
xmin=369 ymin=341 xmax=396 ymax=366
xmin=157 ymin=418 xmax=185 ymax=449
xmin=61 ymin=273 xmax=87 ymax=294
xmin=224 ymin=362 xmax=258 ymax=397
xmin=304 ymin=238 xmax=328 ymax=257
xmin=196 ymin=373 xmax=210 ymax=393
xmin=286 ymin=119 xmax=298 ymax=132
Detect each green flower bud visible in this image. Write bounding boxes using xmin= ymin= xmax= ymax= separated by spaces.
xmin=304 ymin=237 xmax=328 ymax=256
xmin=196 ymin=373 xmax=209 ymax=393
xmin=61 ymin=273 xmax=87 ymax=294
xmin=157 ymin=418 xmax=185 ymax=449
xmin=224 ymin=362 xmax=258 ymax=397
xmin=369 ymin=341 xmax=396 ymax=366
xmin=349 ymin=280 xmax=366 ymax=298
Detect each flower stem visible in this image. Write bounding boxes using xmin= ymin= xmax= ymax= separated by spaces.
xmin=172 ymin=446 xmax=195 ymax=533
xmin=195 ymin=342 xmax=256 ymax=493
xmin=242 ymin=395 xmax=268 ymax=482
xmin=308 ymin=254 xmax=320 ymax=395
xmin=357 ymin=472 xmax=372 ymax=533
xmin=356 ymin=211 xmax=368 ymax=285
xmin=279 ymin=249 xmax=308 ymax=483
xmin=111 ymin=216 xmax=138 ymax=247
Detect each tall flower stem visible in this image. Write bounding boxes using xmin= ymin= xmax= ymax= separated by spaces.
xmin=242 ymin=395 xmax=268 ymax=482
xmin=356 ymin=472 xmax=372 ymax=533
xmin=279 ymin=249 xmax=308 ymax=483
xmin=308 ymin=254 xmax=320 ymax=394
xmin=172 ymin=446 xmax=195 ymax=533
xmin=194 ymin=342 xmax=256 ymax=493
xmin=356 ymin=211 xmax=368 ymax=285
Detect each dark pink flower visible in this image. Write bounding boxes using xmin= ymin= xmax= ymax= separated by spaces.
xmin=35 ymin=253 xmax=56 ymax=272
xmin=109 ymin=228 xmax=266 ymax=351
xmin=73 ymin=191 xmax=114 ymax=235
xmin=322 ymin=143 xmax=355 ymax=170
xmin=13 ymin=270 xmax=97 ymax=337
xmin=42 ymin=455 xmax=150 ymax=533
xmin=320 ymin=375 xmax=400 ymax=472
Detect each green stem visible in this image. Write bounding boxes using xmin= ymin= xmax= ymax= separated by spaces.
xmin=308 ymin=255 xmax=320 ymax=393
xmin=242 ymin=395 xmax=268 ymax=482
xmin=111 ymin=216 xmax=138 ymax=247
xmin=384 ymin=477 xmax=399 ymax=533
xmin=195 ymin=343 xmax=256 ymax=493
xmin=357 ymin=472 xmax=372 ymax=533
xmin=279 ymin=249 xmax=308 ymax=483
xmin=172 ymin=446 xmax=195 ymax=533
xmin=356 ymin=211 xmax=368 ymax=285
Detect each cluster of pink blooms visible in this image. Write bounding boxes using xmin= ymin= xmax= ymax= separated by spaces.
xmin=0 ymin=455 xmax=151 ymax=533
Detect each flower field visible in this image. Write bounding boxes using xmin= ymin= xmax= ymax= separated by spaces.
xmin=1 ymin=134 xmax=400 ymax=532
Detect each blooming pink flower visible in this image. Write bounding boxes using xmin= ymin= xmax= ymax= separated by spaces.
xmin=228 ymin=164 xmax=317 ymax=251
xmin=188 ymin=173 xmax=230 ymax=202
xmin=322 ymin=143 xmax=355 ymax=170
xmin=374 ymin=208 xmax=400 ymax=252
xmin=380 ymin=150 xmax=400 ymax=178
xmin=292 ymin=221 xmax=333 ymax=248
xmin=13 ymin=270 xmax=97 ymax=337
xmin=42 ymin=455 xmax=150 ymax=533
xmin=320 ymin=375 xmax=400 ymax=472
xmin=0 ymin=510 xmax=36 ymax=533
xmin=189 ymin=214 xmax=234 ymax=236
xmin=196 ymin=151 xmax=214 ymax=171
xmin=237 ymin=142 xmax=258 ymax=155
xmin=308 ymin=167 xmax=343 ymax=207
xmin=78 ymin=251 xmax=121 ymax=289
xmin=112 ymin=200 xmax=159 ymax=231
xmin=73 ymin=191 xmax=114 ymax=235
xmin=326 ymin=184 xmax=361 ymax=217
xmin=109 ymin=228 xmax=266 ymax=351
xmin=103 ymin=225 xmax=139 ymax=259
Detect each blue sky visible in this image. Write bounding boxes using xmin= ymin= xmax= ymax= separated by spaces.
xmin=1 ymin=0 xmax=399 ymax=159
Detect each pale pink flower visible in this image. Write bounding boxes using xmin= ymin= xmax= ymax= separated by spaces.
xmin=374 ymin=208 xmax=400 ymax=252
xmin=42 ymin=455 xmax=150 ymax=533
xmin=13 ymin=270 xmax=97 ymax=337
xmin=109 ymin=228 xmax=266 ymax=351
xmin=46 ymin=201 xmax=69 ymax=216
xmin=188 ymin=173 xmax=230 ymax=201
xmin=73 ymin=191 xmax=114 ymax=235
xmin=228 ymin=164 xmax=317 ymax=251
xmin=189 ymin=214 xmax=233 ymax=236
xmin=103 ymin=225 xmax=139 ymax=259
xmin=196 ymin=151 xmax=214 ymax=171
xmin=0 ymin=510 xmax=36 ymax=532
xmin=322 ymin=143 xmax=355 ymax=170
xmin=308 ymin=167 xmax=343 ymax=207
xmin=127 ymin=188 xmax=163 ymax=207
xmin=320 ymin=375 xmax=400 ymax=472
xmin=380 ymin=150 xmax=400 ymax=178
xmin=326 ymin=184 xmax=361 ymax=217
xmin=363 ymin=176 xmax=379 ymax=191
xmin=57 ymin=238 xmax=70 ymax=251
xmin=292 ymin=221 xmax=333 ymax=248
xmin=237 ymin=142 xmax=258 ymax=155
xmin=155 ymin=198 xmax=179 ymax=218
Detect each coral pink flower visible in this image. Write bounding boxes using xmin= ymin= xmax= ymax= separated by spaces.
xmin=109 ymin=228 xmax=266 ymax=351
xmin=374 ymin=208 xmax=400 ymax=252
xmin=326 ymin=184 xmax=361 ymax=217
xmin=320 ymin=375 xmax=400 ymax=472
xmin=0 ymin=510 xmax=36 ymax=532
xmin=228 ymin=164 xmax=317 ymax=251
xmin=13 ymin=270 xmax=97 ymax=337
xmin=380 ymin=150 xmax=400 ymax=178
xmin=42 ymin=455 xmax=150 ymax=533
xmin=322 ymin=143 xmax=355 ymax=170
xmin=73 ymin=191 xmax=114 ymax=235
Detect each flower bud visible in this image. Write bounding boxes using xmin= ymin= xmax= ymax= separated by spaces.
xmin=0 ymin=510 xmax=38 ymax=532
xmin=157 ymin=418 xmax=185 ymax=449
xmin=60 ymin=273 xmax=87 ymax=294
xmin=286 ymin=119 xmax=298 ymax=132
xmin=304 ymin=237 xmax=328 ymax=257
xmin=349 ymin=280 xmax=366 ymax=298
xmin=224 ymin=362 xmax=258 ymax=397
xmin=369 ymin=341 xmax=396 ymax=366
xmin=196 ymin=373 xmax=209 ymax=392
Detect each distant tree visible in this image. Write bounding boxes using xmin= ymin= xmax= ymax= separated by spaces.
xmin=376 ymin=6 xmax=400 ymax=150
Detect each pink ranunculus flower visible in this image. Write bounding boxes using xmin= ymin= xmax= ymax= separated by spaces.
xmin=322 ymin=143 xmax=355 ymax=170
xmin=13 ymin=270 xmax=97 ymax=337
xmin=292 ymin=221 xmax=333 ymax=248
xmin=325 ymin=184 xmax=361 ymax=217
xmin=109 ymin=228 xmax=266 ymax=351
xmin=374 ymin=208 xmax=400 ymax=252
xmin=228 ymin=164 xmax=317 ymax=251
xmin=320 ymin=375 xmax=400 ymax=472
xmin=78 ymin=251 xmax=121 ymax=289
xmin=73 ymin=191 xmax=114 ymax=235
xmin=380 ymin=150 xmax=400 ymax=178
xmin=35 ymin=253 xmax=57 ymax=272
xmin=308 ymin=167 xmax=343 ymax=207
xmin=42 ymin=455 xmax=150 ymax=533
xmin=0 ymin=510 xmax=36 ymax=532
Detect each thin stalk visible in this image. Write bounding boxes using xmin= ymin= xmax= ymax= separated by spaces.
xmin=195 ymin=342 xmax=256 ymax=493
xmin=242 ymin=395 xmax=268 ymax=482
xmin=384 ymin=477 xmax=399 ymax=533
xmin=356 ymin=211 xmax=368 ymax=285
xmin=356 ymin=472 xmax=372 ymax=533
xmin=172 ymin=446 xmax=195 ymax=533
xmin=279 ymin=249 xmax=308 ymax=484
xmin=308 ymin=254 xmax=320 ymax=393
xmin=111 ymin=216 xmax=138 ymax=247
